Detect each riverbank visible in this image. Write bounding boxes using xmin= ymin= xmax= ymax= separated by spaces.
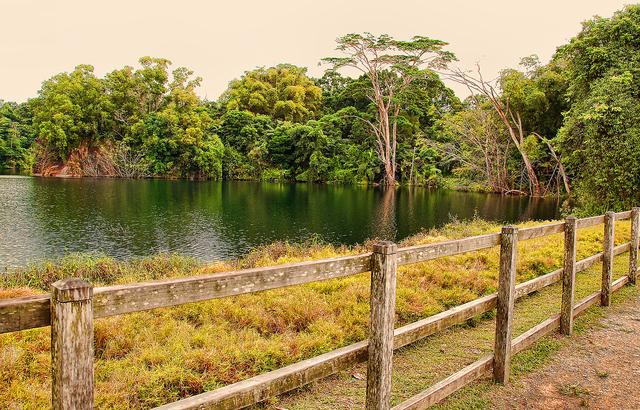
xmin=0 ymin=217 xmax=629 ymax=408
xmin=4 ymin=168 xmax=538 ymax=195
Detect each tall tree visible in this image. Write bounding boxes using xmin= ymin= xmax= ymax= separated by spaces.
xmin=323 ymin=33 xmax=456 ymax=185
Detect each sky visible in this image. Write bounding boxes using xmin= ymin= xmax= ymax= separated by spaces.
xmin=0 ymin=0 xmax=633 ymax=102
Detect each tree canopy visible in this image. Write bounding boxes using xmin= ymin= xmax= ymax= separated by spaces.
xmin=28 ymin=58 xmax=224 ymax=179
xmin=556 ymin=4 xmax=640 ymax=211
xmin=323 ymin=33 xmax=456 ymax=185
xmin=223 ymin=64 xmax=322 ymax=123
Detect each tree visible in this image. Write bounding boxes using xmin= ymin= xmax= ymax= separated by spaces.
xmin=446 ymin=65 xmax=546 ymax=195
xmin=556 ymin=5 xmax=640 ymax=211
xmin=31 ymin=64 xmax=113 ymax=166
xmin=437 ymin=104 xmax=512 ymax=193
xmin=0 ymin=101 xmax=35 ymax=170
xmin=498 ymin=59 xmax=571 ymax=196
xmin=216 ymin=110 xmax=275 ymax=179
xmin=125 ymin=59 xmax=224 ymax=179
xmin=223 ymin=64 xmax=322 ymax=122
xmin=104 ymin=57 xmax=173 ymax=139
xmin=323 ymin=33 xmax=456 ymax=185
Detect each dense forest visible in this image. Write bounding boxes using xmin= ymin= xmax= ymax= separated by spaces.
xmin=2 ymin=5 xmax=640 ymax=212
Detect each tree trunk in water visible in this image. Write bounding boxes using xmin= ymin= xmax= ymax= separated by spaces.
xmin=384 ymin=163 xmax=395 ymax=186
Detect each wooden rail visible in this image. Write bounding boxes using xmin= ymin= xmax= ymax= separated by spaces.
xmin=0 ymin=208 xmax=638 ymax=410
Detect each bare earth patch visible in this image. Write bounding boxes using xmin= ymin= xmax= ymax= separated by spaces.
xmin=490 ymin=294 xmax=640 ymax=409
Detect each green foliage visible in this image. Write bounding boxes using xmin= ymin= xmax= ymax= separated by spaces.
xmin=216 ymin=110 xmax=274 ymax=179
xmin=323 ymin=33 xmax=457 ymax=184
xmin=557 ymin=5 xmax=640 ymax=211
xmin=224 ymin=64 xmax=322 ymax=122
xmin=12 ymin=9 xmax=640 ymax=205
xmin=499 ymin=59 xmax=568 ymax=139
xmin=31 ymin=64 xmax=112 ymax=160
xmin=110 ymin=58 xmax=224 ymax=179
xmin=0 ymin=101 xmax=35 ymax=170
xmin=559 ymin=72 xmax=640 ymax=212
xmin=28 ymin=58 xmax=224 ymax=179
xmin=3 ymin=48 xmax=460 ymax=186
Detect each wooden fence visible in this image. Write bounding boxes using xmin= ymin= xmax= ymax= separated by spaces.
xmin=1 ymin=209 xmax=638 ymax=409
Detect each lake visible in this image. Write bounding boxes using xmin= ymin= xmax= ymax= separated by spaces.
xmin=0 ymin=176 xmax=561 ymax=268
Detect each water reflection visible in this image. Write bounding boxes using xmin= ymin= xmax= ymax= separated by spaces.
xmin=0 ymin=177 xmax=561 ymax=267
xmin=372 ymin=188 xmax=397 ymax=240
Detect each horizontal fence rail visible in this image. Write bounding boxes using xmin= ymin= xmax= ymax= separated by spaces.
xmin=0 ymin=208 xmax=637 ymax=410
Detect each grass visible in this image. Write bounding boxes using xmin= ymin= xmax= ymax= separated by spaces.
xmin=275 ymin=254 xmax=637 ymax=410
xmin=558 ymin=383 xmax=591 ymax=398
xmin=0 ymin=217 xmax=636 ymax=409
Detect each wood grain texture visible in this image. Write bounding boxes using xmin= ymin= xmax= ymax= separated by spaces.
xmin=630 ymin=208 xmax=639 ymax=284
xmin=4 ymin=210 xmax=639 ymax=410
xmin=154 ymin=339 xmax=369 ymax=410
xmin=0 ymin=294 xmax=50 ymax=333
xmin=152 ymin=264 xmax=585 ymax=410
xmin=5 ymin=240 xmax=624 ymax=409
xmin=517 ymin=222 xmax=564 ymax=241
xmin=577 ymin=215 xmax=605 ymax=229
xmin=396 ymin=233 xmax=500 ymax=266
xmin=612 ymin=275 xmax=629 ymax=292
xmin=50 ymin=279 xmax=94 ymax=410
xmin=512 ymin=314 xmax=560 ymax=355
xmin=366 ymin=241 xmax=397 ymax=410
xmin=493 ymin=226 xmax=517 ymax=384
xmin=560 ymin=217 xmax=577 ymax=335
xmin=94 ymin=253 xmax=372 ymax=318
xmin=615 ymin=210 xmax=632 ymax=220
xmin=602 ymin=212 xmax=615 ymax=307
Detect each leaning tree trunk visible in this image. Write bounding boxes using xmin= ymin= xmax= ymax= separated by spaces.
xmin=521 ymin=154 xmax=541 ymax=196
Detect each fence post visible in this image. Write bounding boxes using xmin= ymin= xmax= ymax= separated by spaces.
xmin=494 ymin=226 xmax=517 ymax=384
xmin=602 ymin=211 xmax=615 ymax=307
xmin=560 ymin=217 xmax=577 ymax=335
xmin=366 ymin=241 xmax=397 ymax=410
xmin=51 ymin=278 xmax=94 ymax=410
xmin=630 ymin=207 xmax=639 ymax=285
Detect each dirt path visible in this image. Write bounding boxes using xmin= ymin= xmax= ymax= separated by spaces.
xmin=490 ymin=293 xmax=640 ymax=409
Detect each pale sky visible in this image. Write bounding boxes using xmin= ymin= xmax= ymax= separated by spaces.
xmin=0 ymin=0 xmax=633 ymax=102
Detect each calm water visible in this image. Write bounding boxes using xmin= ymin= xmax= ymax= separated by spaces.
xmin=0 ymin=176 xmax=561 ymax=268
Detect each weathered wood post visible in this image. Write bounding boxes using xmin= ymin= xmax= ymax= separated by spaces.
xmin=493 ymin=226 xmax=517 ymax=384
xmin=51 ymin=278 xmax=94 ymax=410
xmin=560 ymin=216 xmax=577 ymax=335
xmin=602 ymin=211 xmax=615 ymax=307
xmin=366 ymin=241 xmax=397 ymax=410
xmin=629 ymin=207 xmax=639 ymax=285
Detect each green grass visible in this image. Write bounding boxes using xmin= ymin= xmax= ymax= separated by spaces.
xmin=0 ymin=218 xmax=635 ymax=409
